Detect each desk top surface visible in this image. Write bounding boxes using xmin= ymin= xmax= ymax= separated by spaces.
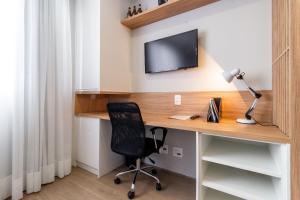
xmin=76 ymin=112 xmax=290 ymax=144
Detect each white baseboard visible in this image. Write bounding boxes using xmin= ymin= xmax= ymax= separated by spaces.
xmin=76 ymin=161 xmax=98 ymax=175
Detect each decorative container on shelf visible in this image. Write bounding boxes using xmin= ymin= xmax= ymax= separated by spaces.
xmin=126 ymin=4 xmax=143 ymax=19
xmin=158 ymin=0 xmax=168 ymax=6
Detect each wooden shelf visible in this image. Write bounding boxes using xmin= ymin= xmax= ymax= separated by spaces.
xmin=203 ymin=164 xmax=278 ymax=200
xmin=121 ymin=0 xmax=219 ymax=29
xmin=202 ymin=138 xmax=281 ymax=177
xmin=204 ymin=188 xmax=243 ymax=200
xmin=75 ymin=90 xmax=130 ymax=95
xmin=76 ymin=112 xmax=108 ymax=119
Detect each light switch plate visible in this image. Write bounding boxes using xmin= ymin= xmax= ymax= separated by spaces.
xmin=174 ymin=95 xmax=181 ymax=105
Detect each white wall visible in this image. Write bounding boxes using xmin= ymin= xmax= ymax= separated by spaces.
xmin=130 ymin=0 xmax=272 ymax=92
xmin=129 ymin=0 xmax=272 ymax=178
xmin=146 ymin=128 xmax=196 ymax=178
xmin=100 ymin=0 xmax=132 ymax=92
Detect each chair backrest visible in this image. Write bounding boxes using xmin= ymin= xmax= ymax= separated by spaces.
xmin=107 ymin=102 xmax=146 ymax=157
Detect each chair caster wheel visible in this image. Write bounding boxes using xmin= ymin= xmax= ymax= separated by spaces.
xmin=129 ymin=166 xmax=135 ymax=170
xmin=156 ymin=183 xmax=162 ymax=191
xmin=128 ymin=191 xmax=135 ymax=199
xmin=114 ymin=177 xmax=121 ymax=184
xmin=151 ymin=169 xmax=157 ymax=175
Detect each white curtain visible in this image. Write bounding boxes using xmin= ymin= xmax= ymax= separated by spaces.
xmin=0 ymin=1 xmax=21 ymax=199
xmin=0 ymin=0 xmax=73 ymax=199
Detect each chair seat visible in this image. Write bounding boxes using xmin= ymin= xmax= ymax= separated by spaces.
xmin=143 ymin=138 xmax=163 ymax=157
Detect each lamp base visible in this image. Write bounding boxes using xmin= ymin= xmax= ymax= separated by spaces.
xmin=236 ymin=118 xmax=256 ymax=124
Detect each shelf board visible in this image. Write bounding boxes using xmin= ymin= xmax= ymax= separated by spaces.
xmin=205 ymin=188 xmax=243 ymax=200
xmin=203 ymin=164 xmax=278 ymax=200
xmin=76 ymin=112 xmax=109 ymax=119
xmin=74 ymin=112 xmax=289 ymax=143
xmin=202 ymin=138 xmax=281 ymax=177
xmin=75 ymin=90 xmax=130 ymax=95
xmin=121 ymin=0 xmax=219 ymax=29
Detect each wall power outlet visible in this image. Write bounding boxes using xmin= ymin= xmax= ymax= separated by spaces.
xmin=173 ymin=147 xmax=183 ymax=158
xmin=160 ymin=145 xmax=168 ymax=154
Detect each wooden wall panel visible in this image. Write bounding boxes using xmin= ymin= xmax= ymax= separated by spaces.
xmin=107 ymin=91 xmax=273 ymax=123
xmin=272 ymin=0 xmax=291 ymax=135
xmin=75 ymin=91 xmax=273 ymax=123
xmin=290 ymin=0 xmax=300 ymax=199
xmin=273 ymin=0 xmax=300 ymax=199
xmin=75 ymin=94 xmax=108 ymax=114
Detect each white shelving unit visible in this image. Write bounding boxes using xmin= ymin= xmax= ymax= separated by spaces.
xmin=204 ymin=188 xmax=243 ymax=200
xmin=197 ymin=134 xmax=290 ymax=200
xmin=203 ymin=164 xmax=278 ymax=200
xmin=202 ymin=138 xmax=281 ymax=177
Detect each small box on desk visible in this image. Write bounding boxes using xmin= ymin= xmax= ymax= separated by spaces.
xmin=207 ymin=98 xmax=222 ymax=123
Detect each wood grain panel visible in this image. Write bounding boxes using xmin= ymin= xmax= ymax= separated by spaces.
xmin=75 ymin=91 xmax=273 ymax=123
xmin=273 ymin=0 xmax=300 ymax=199
xmin=272 ymin=0 xmax=291 ymax=135
xmin=290 ymin=0 xmax=300 ymax=199
xmin=75 ymin=90 xmax=130 ymax=95
xmin=75 ymin=94 xmax=108 ymax=114
xmin=109 ymin=91 xmax=273 ymax=123
xmin=121 ymin=0 xmax=219 ymax=29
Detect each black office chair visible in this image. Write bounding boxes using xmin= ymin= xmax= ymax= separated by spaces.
xmin=107 ymin=102 xmax=168 ymax=199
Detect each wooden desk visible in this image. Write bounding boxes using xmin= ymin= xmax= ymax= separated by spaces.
xmin=76 ymin=112 xmax=289 ymax=144
xmin=74 ymin=92 xmax=290 ymax=200
xmin=75 ymin=112 xmax=290 ymax=200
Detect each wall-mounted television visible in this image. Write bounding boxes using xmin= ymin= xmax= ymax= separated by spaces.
xmin=144 ymin=29 xmax=198 ymax=74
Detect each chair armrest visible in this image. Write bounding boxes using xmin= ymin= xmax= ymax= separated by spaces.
xmin=150 ymin=127 xmax=168 ymax=153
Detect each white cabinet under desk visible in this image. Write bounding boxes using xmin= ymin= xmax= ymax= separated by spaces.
xmin=74 ymin=117 xmax=124 ymax=177
xmin=196 ymin=133 xmax=290 ymax=200
xmin=75 ymin=117 xmax=100 ymax=175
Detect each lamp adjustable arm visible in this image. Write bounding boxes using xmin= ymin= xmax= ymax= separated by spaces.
xmin=236 ymin=73 xmax=262 ymax=120
xmin=236 ymin=73 xmax=262 ymax=98
xmin=248 ymin=87 xmax=262 ymax=99
xmin=245 ymin=98 xmax=259 ymax=120
xmin=245 ymin=86 xmax=262 ymax=120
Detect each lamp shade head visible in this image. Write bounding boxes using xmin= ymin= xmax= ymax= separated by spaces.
xmin=222 ymin=68 xmax=240 ymax=83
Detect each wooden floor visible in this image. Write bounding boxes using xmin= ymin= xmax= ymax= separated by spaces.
xmin=23 ymin=167 xmax=196 ymax=200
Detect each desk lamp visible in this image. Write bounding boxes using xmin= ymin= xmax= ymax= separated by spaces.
xmin=223 ymin=68 xmax=262 ymax=124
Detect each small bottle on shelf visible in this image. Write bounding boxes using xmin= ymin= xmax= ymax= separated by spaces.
xmin=132 ymin=5 xmax=138 ymax=16
xmin=126 ymin=7 xmax=132 ymax=18
xmin=137 ymin=4 xmax=143 ymax=14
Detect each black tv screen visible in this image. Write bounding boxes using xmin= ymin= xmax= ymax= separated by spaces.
xmin=145 ymin=29 xmax=198 ymax=74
